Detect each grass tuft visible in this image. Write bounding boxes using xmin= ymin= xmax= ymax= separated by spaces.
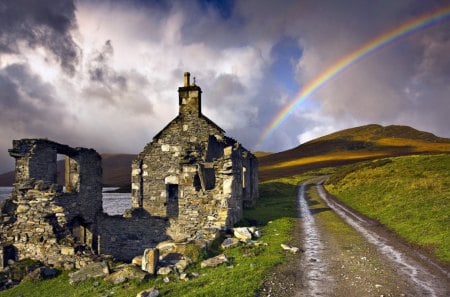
xmin=326 ymin=154 xmax=450 ymax=263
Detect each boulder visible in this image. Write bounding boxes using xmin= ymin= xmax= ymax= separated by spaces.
xmin=281 ymin=244 xmax=300 ymax=254
xmin=136 ymin=287 xmax=159 ymax=297
xmin=142 ymin=248 xmax=159 ymax=275
xmin=132 ymin=255 xmax=143 ymax=267
xmin=233 ymin=227 xmax=252 ymax=241
xmin=69 ymin=261 xmax=109 ymax=285
xmin=174 ymin=258 xmax=190 ymax=273
xmin=157 ymin=266 xmax=172 ymax=275
xmin=104 ymin=264 xmax=147 ymax=285
xmin=156 ymin=241 xmax=176 ymax=255
xmin=23 ymin=267 xmax=57 ymax=281
xmin=179 ymin=273 xmax=188 ymax=281
xmin=200 ymin=254 xmax=228 ymax=268
xmin=221 ymin=237 xmax=240 ymax=249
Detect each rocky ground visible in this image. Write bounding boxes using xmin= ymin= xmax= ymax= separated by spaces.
xmin=259 ymin=179 xmax=450 ymax=297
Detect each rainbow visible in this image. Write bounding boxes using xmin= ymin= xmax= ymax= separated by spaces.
xmin=257 ymin=5 xmax=450 ymax=148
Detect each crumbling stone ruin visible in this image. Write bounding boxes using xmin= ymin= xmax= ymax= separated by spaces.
xmin=0 ymin=72 xmax=258 ymax=273
xmin=0 ymin=139 xmax=102 ymax=270
xmin=131 ymin=72 xmax=259 ymax=241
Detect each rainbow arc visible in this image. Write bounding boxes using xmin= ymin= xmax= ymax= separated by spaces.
xmin=256 ymin=5 xmax=450 ymax=148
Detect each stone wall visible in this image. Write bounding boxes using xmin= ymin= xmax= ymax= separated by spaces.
xmin=0 ymin=73 xmax=259 ymax=270
xmin=0 ymin=139 xmax=102 ymax=269
xmin=98 ymin=210 xmax=168 ymax=261
xmin=131 ymin=73 xmax=259 ymax=242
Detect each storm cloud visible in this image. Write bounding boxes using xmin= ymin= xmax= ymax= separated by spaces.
xmin=1 ymin=0 xmax=450 ymax=173
xmin=0 ymin=0 xmax=79 ymax=75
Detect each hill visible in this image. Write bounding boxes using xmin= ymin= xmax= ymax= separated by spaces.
xmin=258 ymin=124 xmax=450 ymax=181
xmin=2 ymin=124 xmax=448 ymax=186
xmin=0 ymin=154 xmax=136 ymax=187
xmin=253 ymin=151 xmax=273 ymax=158
xmin=325 ymin=154 xmax=450 ymax=263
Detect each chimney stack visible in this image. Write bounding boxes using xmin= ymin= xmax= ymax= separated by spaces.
xmin=184 ymin=72 xmax=190 ymax=87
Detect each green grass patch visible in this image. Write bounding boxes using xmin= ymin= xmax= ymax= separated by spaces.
xmin=326 ymin=154 xmax=450 ymax=263
xmin=0 ymin=174 xmax=316 ymax=297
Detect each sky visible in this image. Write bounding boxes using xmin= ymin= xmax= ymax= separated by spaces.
xmin=1 ymin=0 xmax=450 ymax=174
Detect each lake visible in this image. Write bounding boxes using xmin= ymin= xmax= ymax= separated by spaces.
xmin=0 ymin=187 xmax=131 ymax=216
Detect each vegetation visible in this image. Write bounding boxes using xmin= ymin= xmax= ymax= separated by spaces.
xmin=0 ymin=174 xmax=316 ymax=297
xmin=258 ymin=124 xmax=450 ymax=181
xmin=326 ymin=154 xmax=450 ymax=263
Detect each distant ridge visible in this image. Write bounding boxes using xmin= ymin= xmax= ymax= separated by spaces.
xmin=0 ymin=154 xmax=136 ymax=187
xmin=258 ymin=124 xmax=450 ymax=181
xmin=253 ymin=151 xmax=273 ymax=158
xmin=2 ymin=124 xmax=449 ymax=186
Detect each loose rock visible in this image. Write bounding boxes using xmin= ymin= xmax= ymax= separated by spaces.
xmin=201 ymin=254 xmax=228 ymax=268
xmin=281 ymin=244 xmax=300 ymax=254
xmin=104 ymin=264 xmax=147 ymax=284
xmin=233 ymin=227 xmax=252 ymax=241
xmin=132 ymin=255 xmax=143 ymax=267
xmin=221 ymin=237 xmax=240 ymax=249
xmin=69 ymin=261 xmax=109 ymax=285
xmin=142 ymin=248 xmax=159 ymax=275
xmin=157 ymin=266 xmax=172 ymax=275
xmin=174 ymin=258 xmax=191 ymax=272
xmin=136 ymin=287 xmax=159 ymax=297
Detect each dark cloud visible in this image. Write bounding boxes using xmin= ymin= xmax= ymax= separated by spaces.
xmin=0 ymin=63 xmax=70 ymax=171
xmin=88 ymin=40 xmax=127 ymax=88
xmin=1 ymin=0 xmax=450 ymax=173
xmin=83 ymin=40 xmax=152 ymax=115
xmin=0 ymin=0 xmax=79 ymax=75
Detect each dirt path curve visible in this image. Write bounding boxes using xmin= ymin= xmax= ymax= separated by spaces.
xmin=260 ymin=178 xmax=450 ymax=297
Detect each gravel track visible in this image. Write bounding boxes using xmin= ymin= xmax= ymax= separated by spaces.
xmin=260 ymin=179 xmax=450 ymax=297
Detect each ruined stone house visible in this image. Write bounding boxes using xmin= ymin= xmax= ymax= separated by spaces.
xmin=0 ymin=72 xmax=258 ymax=267
xmin=0 ymin=139 xmax=103 ymax=269
xmin=130 ymin=72 xmax=259 ymax=241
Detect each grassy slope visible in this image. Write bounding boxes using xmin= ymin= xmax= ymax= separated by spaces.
xmin=325 ymin=154 xmax=450 ymax=263
xmin=258 ymin=124 xmax=450 ymax=181
xmin=0 ymin=174 xmax=316 ymax=297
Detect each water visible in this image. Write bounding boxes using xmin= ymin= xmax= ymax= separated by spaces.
xmin=298 ymin=183 xmax=333 ymax=296
xmin=0 ymin=187 xmax=13 ymax=200
xmin=0 ymin=187 xmax=131 ymax=216
xmin=102 ymin=188 xmax=132 ymax=216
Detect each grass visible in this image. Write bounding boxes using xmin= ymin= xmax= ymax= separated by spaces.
xmin=260 ymin=151 xmax=387 ymax=170
xmin=258 ymin=124 xmax=450 ymax=181
xmin=326 ymin=154 xmax=450 ymax=263
xmin=0 ymin=173 xmax=317 ymax=297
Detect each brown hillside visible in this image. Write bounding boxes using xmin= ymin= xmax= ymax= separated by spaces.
xmin=258 ymin=124 xmax=450 ymax=181
xmin=253 ymin=151 xmax=273 ymax=158
xmin=0 ymin=154 xmax=136 ymax=187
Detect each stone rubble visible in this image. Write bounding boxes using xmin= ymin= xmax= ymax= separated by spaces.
xmin=68 ymin=261 xmax=109 ymax=285
xmin=221 ymin=237 xmax=240 ymax=249
xmin=104 ymin=264 xmax=147 ymax=284
xmin=200 ymin=254 xmax=229 ymax=268
xmin=281 ymin=244 xmax=300 ymax=254
xmin=136 ymin=287 xmax=159 ymax=297
xmin=157 ymin=266 xmax=173 ymax=275
xmin=233 ymin=227 xmax=253 ymax=241
xmin=141 ymin=248 xmax=159 ymax=275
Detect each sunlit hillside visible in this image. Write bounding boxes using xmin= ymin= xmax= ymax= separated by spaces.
xmin=258 ymin=124 xmax=450 ymax=181
xmin=326 ymin=154 xmax=450 ymax=263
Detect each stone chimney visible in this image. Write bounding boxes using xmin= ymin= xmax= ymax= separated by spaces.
xmin=178 ymin=72 xmax=202 ymax=116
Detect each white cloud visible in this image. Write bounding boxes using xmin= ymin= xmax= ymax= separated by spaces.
xmin=1 ymin=0 xmax=450 ymax=172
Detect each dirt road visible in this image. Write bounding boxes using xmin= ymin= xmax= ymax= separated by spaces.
xmin=261 ymin=179 xmax=450 ymax=297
